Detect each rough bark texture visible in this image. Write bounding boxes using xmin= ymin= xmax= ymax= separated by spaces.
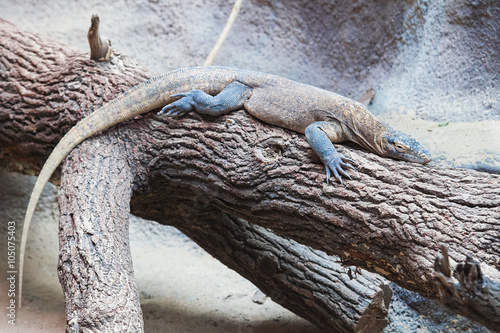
xmin=131 ymin=106 xmax=500 ymax=295
xmin=61 ymin=135 xmax=394 ymax=333
xmin=150 ymin=200 xmax=393 ymax=332
xmin=1 ymin=6 xmax=499 ymax=332
xmin=0 ymin=19 xmax=151 ymax=181
xmin=58 ymin=134 xmax=143 ymax=332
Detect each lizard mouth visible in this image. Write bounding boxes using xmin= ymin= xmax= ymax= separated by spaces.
xmin=386 ymin=147 xmax=432 ymax=164
xmin=418 ymin=156 xmax=432 ymax=164
xmin=422 ymin=155 xmax=432 ymax=164
xmin=418 ymin=150 xmax=432 ymax=164
xmin=404 ymin=151 xmax=432 ymax=164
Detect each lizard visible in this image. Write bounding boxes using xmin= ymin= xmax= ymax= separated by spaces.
xmin=18 ymin=66 xmax=431 ymax=307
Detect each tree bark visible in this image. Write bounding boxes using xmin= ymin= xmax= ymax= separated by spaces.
xmin=58 ymin=133 xmax=143 ymax=332
xmin=0 ymin=19 xmax=151 ymax=180
xmin=434 ymin=245 xmax=500 ymax=330
xmin=153 ymin=199 xmax=393 ymax=332
xmin=129 ymin=108 xmax=500 ymax=331
xmin=1 ymin=18 xmax=499 ymax=332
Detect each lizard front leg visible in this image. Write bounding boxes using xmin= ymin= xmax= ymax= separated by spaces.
xmin=158 ymin=81 xmax=252 ymax=117
xmin=305 ymin=121 xmax=356 ymax=185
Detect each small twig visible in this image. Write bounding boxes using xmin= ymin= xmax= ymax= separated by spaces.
xmin=203 ymin=0 xmax=243 ymax=66
xmin=434 ymin=245 xmax=500 ymax=331
xmin=87 ymin=14 xmax=112 ymax=62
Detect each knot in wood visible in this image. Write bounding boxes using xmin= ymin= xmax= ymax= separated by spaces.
xmin=257 ymin=253 xmax=280 ymax=278
xmin=253 ymin=137 xmax=285 ymax=162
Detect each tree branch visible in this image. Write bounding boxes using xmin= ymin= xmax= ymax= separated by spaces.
xmin=128 ymin=108 xmax=500 ymax=331
xmin=58 ymin=133 xmax=143 ymax=331
xmin=434 ymin=245 xmax=500 ymax=328
xmin=150 ymin=198 xmax=393 ymax=332
xmin=203 ymin=0 xmax=244 ymax=66
xmin=87 ymin=14 xmax=112 ymax=62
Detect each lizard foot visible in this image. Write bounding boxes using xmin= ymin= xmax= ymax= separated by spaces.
xmin=322 ymin=153 xmax=356 ymax=186
xmin=158 ymin=92 xmax=196 ymax=117
xmin=305 ymin=121 xmax=357 ymax=186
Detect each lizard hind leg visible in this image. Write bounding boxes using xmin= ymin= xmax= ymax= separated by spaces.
xmin=159 ymin=81 xmax=252 ymax=117
xmin=305 ymin=121 xmax=356 ymax=185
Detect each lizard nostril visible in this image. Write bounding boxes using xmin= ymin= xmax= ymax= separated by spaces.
xmin=421 ymin=154 xmax=432 ymax=163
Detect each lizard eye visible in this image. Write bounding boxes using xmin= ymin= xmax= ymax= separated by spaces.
xmin=394 ymin=143 xmax=407 ymax=152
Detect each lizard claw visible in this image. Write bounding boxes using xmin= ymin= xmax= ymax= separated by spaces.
xmin=158 ymin=92 xmax=195 ymax=117
xmin=323 ymin=154 xmax=356 ymax=185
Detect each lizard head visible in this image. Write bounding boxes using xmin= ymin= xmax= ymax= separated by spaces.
xmin=380 ymin=128 xmax=432 ymax=164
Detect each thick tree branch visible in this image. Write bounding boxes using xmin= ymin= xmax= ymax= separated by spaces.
xmin=0 ymin=18 xmax=151 ymax=180
xmin=128 ymin=109 xmax=500 ymax=331
xmin=149 ymin=198 xmax=392 ymax=332
xmin=58 ymin=133 xmax=143 ymax=331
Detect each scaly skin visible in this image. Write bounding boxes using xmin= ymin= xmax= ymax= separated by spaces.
xmin=19 ymin=66 xmax=431 ymax=307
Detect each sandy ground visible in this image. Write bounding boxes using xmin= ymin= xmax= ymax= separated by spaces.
xmin=0 ymin=0 xmax=498 ymax=332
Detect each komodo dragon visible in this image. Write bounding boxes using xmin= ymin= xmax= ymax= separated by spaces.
xmin=19 ymin=66 xmax=431 ymax=306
